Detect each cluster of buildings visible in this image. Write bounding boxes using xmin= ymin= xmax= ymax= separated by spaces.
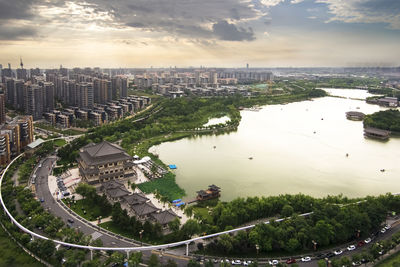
xmin=43 ymin=95 xmax=151 ymax=128
xmin=0 ymin=61 xmax=132 ymax=121
xmin=134 ymin=70 xmax=273 ymax=97
xmin=0 ymin=115 xmax=34 ymax=165
xmin=367 ymin=96 xmax=399 ymax=107
xmin=77 ymin=141 xmax=179 ymax=228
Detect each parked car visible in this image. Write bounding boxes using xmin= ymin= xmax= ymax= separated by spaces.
xmin=301 ymin=257 xmax=311 ymax=262
xmin=232 ymin=260 xmax=241 ymax=265
xmin=385 ymin=224 xmax=391 ymax=230
xmin=381 ymin=228 xmax=386 ymax=234
xmin=334 ymin=250 xmax=343 ymax=255
xmin=268 ymin=260 xmax=279 ymax=265
xmin=67 ymin=218 xmax=74 ymax=224
xmin=364 ymin=238 xmax=372 ymax=244
xmin=326 ymin=252 xmax=335 ymax=258
xmin=357 ymin=241 xmax=365 ymax=247
xmin=347 ymin=245 xmax=356 ymax=251
xmin=286 ymin=258 xmax=296 ymax=264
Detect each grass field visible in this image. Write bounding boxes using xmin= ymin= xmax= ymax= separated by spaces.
xmin=137 ymin=173 xmax=185 ymax=201
xmin=63 ymin=199 xmax=111 ymax=221
xmin=53 ymin=139 xmax=67 ymax=147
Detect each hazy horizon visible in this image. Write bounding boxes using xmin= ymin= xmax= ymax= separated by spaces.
xmin=1 ymin=0 xmax=400 ymax=68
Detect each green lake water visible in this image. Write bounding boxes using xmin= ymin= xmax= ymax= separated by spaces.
xmin=150 ymin=89 xmax=400 ymax=201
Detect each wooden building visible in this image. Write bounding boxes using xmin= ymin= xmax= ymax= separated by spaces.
xmin=196 ymin=184 xmax=221 ymax=201
xmin=364 ymin=127 xmax=391 ymax=140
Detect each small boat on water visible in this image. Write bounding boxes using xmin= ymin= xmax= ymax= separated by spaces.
xmin=346 ymin=153 xmax=349 ymax=157
xmin=213 ymin=146 xmax=216 ymax=149
xmin=380 ymin=169 xmax=385 ymax=172
xmin=248 ymin=157 xmax=253 ymax=160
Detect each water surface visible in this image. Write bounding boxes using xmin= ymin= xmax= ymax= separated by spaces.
xmin=150 ymin=89 xmax=400 ymax=201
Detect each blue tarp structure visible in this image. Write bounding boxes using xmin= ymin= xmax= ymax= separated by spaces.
xmin=175 ymin=202 xmax=185 ymax=207
xmin=172 ymin=199 xmax=182 ymax=203
xmin=168 ymin=164 xmax=177 ymax=169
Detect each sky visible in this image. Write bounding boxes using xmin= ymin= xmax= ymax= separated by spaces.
xmin=0 ymin=0 xmax=400 ymax=68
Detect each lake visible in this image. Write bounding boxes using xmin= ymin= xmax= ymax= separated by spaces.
xmin=150 ymin=89 xmax=400 ymax=201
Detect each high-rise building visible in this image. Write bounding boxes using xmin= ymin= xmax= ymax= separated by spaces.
xmin=24 ymin=83 xmax=43 ymax=120
xmin=30 ymin=68 xmax=41 ymax=77
xmin=16 ymin=115 xmax=34 ymax=147
xmin=0 ymin=133 xmax=10 ymax=166
xmin=0 ymin=93 xmax=5 ymax=124
xmin=2 ymin=124 xmax=20 ymax=155
xmin=76 ymin=82 xmax=94 ymax=108
xmin=42 ymin=82 xmax=55 ymax=112
xmin=14 ymin=79 xmax=24 ymax=110
xmin=1 ymin=64 xmax=13 ymax=78
xmin=120 ymin=77 xmax=128 ymax=98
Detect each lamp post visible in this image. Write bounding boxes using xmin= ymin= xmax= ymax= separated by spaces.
xmin=312 ymin=240 xmax=317 ymax=251
xmin=255 ymin=244 xmax=259 ymax=263
xmin=139 ymin=229 xmax=144 ymax=246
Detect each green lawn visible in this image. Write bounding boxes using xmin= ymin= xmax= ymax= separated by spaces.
xmin=137 ymin=173 xmax=185 ymax=202
xmin=63 ymin=199 xmax=111 ymax=221
xmin=53 ymin=139 xmax=67 ymax=147
xmin=193 ymin=207 xmax=213 ymax=224
xmin=0 ymin=225 xmax=44 ymax=266
xmin=98 ymin=221 xmax=135 ymax=239
xmin=375 ymin=250 xmax=400 ymax=267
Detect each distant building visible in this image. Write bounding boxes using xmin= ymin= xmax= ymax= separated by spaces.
xmin=0 ymin=133 xmax=10 ymax=166
xmin=0 ymin=93 xmax=5 ymax=124
xmin=78 ymin=141 xmax=136 ymax=184
xmin=377 ymin=97 xmax=399 ymax=107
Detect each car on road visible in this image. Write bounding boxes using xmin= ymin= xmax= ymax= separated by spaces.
xmin=301 ymin=257 xmax=311 ymax=262
xmin=352 ymin=261 xmax=361 ymax=266
xmin=38 ymin=164 xmax=42 ymax=168
xmin=385 ymin=224 xmax=391 ymax=230
xmin=40 ymin=198 xmax=44 ymax=203
xmin=334 ymin=250 xmax=343 ymax=255
xmin=364 ymin=238 xmax=372 ymax=244
xmin=381 ymin=228 xmax=386 ymax=234
xmin=286 ymin=258 xmax=296 ymax=264
xmin=268 ymin=260 xmax=279 ymax=265
xmin=231 ymin=260 xmax=241 ymax=265
xmin=347 ymin=245 xmax=356 ymax=251
xmin=243 ymin=260 xmax=253 ymax=266
xmin=357 ymin=241 xmax=365 ymax=247
xmin=67 ymin=218 xmax=74 ymax=224
xmin=326 ymin=252 xmax=335 ymax=258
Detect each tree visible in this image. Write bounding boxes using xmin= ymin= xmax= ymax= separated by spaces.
xmin=187 ymin=259 xmax=201 ymax=267
xmin=82 ymin=259 xmax=101 ymax=267
xmin=75 ymin=183 xmax=97 ymax=200
xmin=168 ymin=217 xmax=181 ymax=232
xmin=181 ymin=219 xmax=201 ymax=238
xmin=110 ymin=252 xmax=125 ymax=266
xmin=128 ymin=252 xmax=142 ymax=267
xmin=281 ymin=204 xmax=294 ymax=217
xmin=148 ymin=254 xmax=160 ymax=267
xmin=165 ymin=259 xmax=178 ymax=267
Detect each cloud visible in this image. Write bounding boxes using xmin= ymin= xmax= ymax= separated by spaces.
xmin=212 ymin=20 xmax=255 ymax=41
xmin=0 ymin=0 xmax=36 ymax=20
xmin=0 ymin=25 xmax=38 ymax=40
xmin=290 ymin=0 xmax=305 ymax=3
xmin=317 ymin=0 xmax=400 ymax=29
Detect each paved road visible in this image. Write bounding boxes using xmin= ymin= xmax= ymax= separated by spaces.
xmin=34 ymin=156 xmax=190 ymax=265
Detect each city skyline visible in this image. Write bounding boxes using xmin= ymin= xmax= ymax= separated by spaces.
xmin=0 ymin=0 xmax=400 ymax=68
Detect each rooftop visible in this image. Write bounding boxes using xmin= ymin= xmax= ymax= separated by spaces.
xmin=79 ymin=141 xmax=132 ymax=166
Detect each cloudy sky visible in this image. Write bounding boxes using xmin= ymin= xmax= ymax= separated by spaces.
xmin=0 ymin=0 xmax=399 ymax=68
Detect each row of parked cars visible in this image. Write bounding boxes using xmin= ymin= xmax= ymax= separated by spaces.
xmin=57 ymin=177 xmax=70 ymax=197
xmin=266 ymin=224 xmax=392 ymax=266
